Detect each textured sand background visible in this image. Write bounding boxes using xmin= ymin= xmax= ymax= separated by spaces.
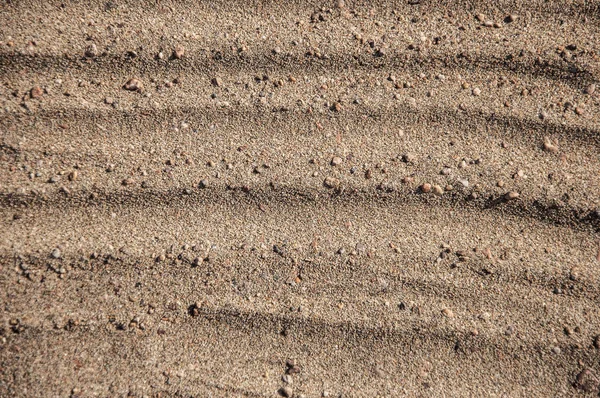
xmin=1 ymin=0 xmax=600 ymax=396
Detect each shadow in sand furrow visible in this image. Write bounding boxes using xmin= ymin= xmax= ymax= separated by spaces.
xmin=2 ymin=101 xmax=599 ymax=149
xmin=0 ymin=47 xmax=596 ymax=92
xmin=2 ymin=184 xmax=599 ymax=232
xmin=2 ymin=234 xmax=599 ymax=302
xmin=2 ymin=0 xmax=599 ymax=18
xmin=3 ymin=303 xmax=595 ymax=365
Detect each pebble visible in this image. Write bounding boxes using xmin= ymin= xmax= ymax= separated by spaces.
xmin=594 ymin=335 xmax=600 ymax=349
xmin=324 ymin=177 xmax=340 ymax=189
xmin=279 ymin=387 xmax=293 ymax=397
xmin=123 ymin=78 xmax=143 ymax=91
xmin=122 ymin=178 xmax=134 ymax=186
xmin=505 ymin=14 xmax=517 ymax=23
xmin=331 ymin=156 xmax=342 ymax=166
xmin=543 ymin=137 xmax=558 ymax=153
xmin=282 ymin=374 xmax=293 ymax=384
xmin=212 ymin=77 xmax=222 ymax=87
xmin=198 ymin=180 xmax=208 ymax=189
xmin=441 ymin=167 xmax=452 ymax=175
xmin=84 ymin=43 xmax=98 ymax=58
xmin=584 ymin=84 xmax=596 ymax=95
xmin=441 ymin=308 xmax=454 ymax=318
xmin=505 ymin=191 xmax=519 ymax=200
xmin=497 ymin=180 xmax=505 ymax=188
xmin=420 ymin=183 xmax=431 ymax=193
xmin=173 ymin=45 xmax=185 ymax=59
xmin=30 ymin=86 xmax=43 ymax=99
xmin=575 ymin=368 xmax=600 ymax=393
xmin=68 ymin=171 xmax=78 ymax=181
xmin=551 ymin=346 xmax=561 ymax=354
xmin=458 ymin=179 xmax=469 ymax=187
xmin=432 ymin=185 xmax=444 ymax=196
xmin=472 ymin=87 xmax=481 ymax=96
xmin=401 ymin=153 xmax=416 ymax=163
xmin=51 ymin=248 xmax=62 ymax=259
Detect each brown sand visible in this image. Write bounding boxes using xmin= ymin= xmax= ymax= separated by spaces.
xmin=1 ymin=1 xmax=600 ymax=396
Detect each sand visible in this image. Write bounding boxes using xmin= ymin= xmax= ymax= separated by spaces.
xmin=1 ymin=0 xmax=600 ymax=396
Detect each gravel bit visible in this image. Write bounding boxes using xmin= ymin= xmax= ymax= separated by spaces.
xmin=51 ymin=248 xmax=62 ymax=259
xmin=173 ymin=45 xmax=185 ymax=59
xmin=324 ymin=177 xmax=340 ymax=189
xmin=123 ymin=78 xmax=143 ymax=91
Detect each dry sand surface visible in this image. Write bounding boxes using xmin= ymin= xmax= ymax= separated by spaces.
xmin=1 ymin=0 xmax=600 ymax=396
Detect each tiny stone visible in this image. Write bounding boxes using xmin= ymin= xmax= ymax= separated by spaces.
xmin=211 ymin=77 xmax=222 ymax=87
xmin=441 ymin=167 xmax=452 ymax=175
xmin=472 ymin=87 xmax=481 ymax=96
xmin=432 ymin=185 xmax=444 ymax=196
xmin=442 ymin=308 xmax=454 ymax=318
xmin=543 ymin=137 xmax=558 ymax=153
xmin=497 ymin=180 xmax=505 ymax=188
xmin=123 ymin=78 xmax=143 ymax=91
xmin=324 ymin=177 xmax=340 ymax=189
xmin=122 ymin=178 xmax=134 ymax=186
xmin=505 ymin=14 xmax=517 ymax=23
xmin=30 ymin=86 xmax=43 ymax=98
xmin=402 ymin=153 xmax=416 ymax=163
xmin=282 ymin=374 xmax=293 ymax=384
xmin=505 ymin=191 xmax=519 ymax=200
xmin=173 ymin=45 xmax=185 ymax=59
xmin=279 ymin=387 xmax=293 ymax=397
xmin=421 ymin=183 xmax=431 ymax=193
xmin=475 ymin=13 xmax=485 ymax=22
xmin=458 ymin=179 xmax=469 ymax=187
xmin=551 ymin=346 xmax=561 ymax=354
xmin=85 ymin=43 xmax=98 ymax=58
xmin=331 ymin=156 xmax=342 ymax=166
xmin=68 ymin=171 xmax=78 ymax=181
xmin=584 ymin=84 xmax=596 ymax=95
xmin=575 ymin=368 xmax=600 ymax=393
xmin=199 ymin=179 xmax=208 ymax=189
xmin=51 ymin=248 xmax=61 ymax=259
